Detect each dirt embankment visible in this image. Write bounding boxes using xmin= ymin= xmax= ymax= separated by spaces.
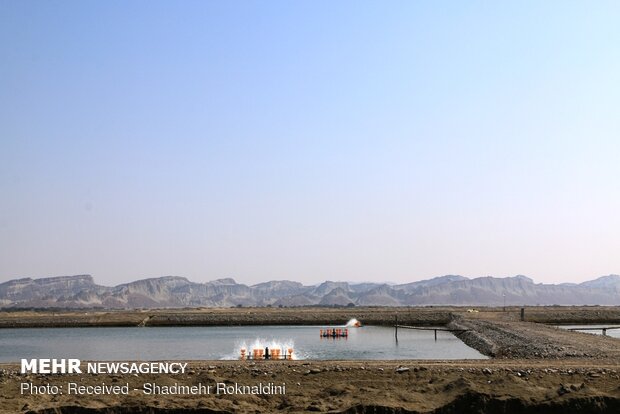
xmin=0 ymin=307 xmax=455 ymax=328
xmin=2 ymin=306 xmax=620 ymax=329
xmin=523 ymin=307 xmax=620 ymax=324
xmin=449 ymin=315 xmax=620 ymax=359
xmin=2 ymin=360 xmax=620 ymax=414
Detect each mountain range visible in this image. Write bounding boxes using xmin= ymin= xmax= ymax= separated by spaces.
xmin=1 ymin=274 xmax=620 ymax=309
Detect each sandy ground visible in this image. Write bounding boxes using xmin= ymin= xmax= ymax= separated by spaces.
xmin=2 ymin=359 xmax=620 ymax=413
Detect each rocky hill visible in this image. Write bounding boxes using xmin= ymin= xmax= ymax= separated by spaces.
xmin=0 ymin=274 xmax=619 ymax=309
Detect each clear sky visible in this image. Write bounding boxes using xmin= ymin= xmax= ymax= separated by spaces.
xmin=1 ymin=1 xmax=619 ymax=286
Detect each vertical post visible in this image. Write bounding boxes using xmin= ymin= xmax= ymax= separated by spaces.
xmin=520 ymin=307 xmax=525 ymax=321
xmin=434 ymin=329 xmax=437 ymax=341
xmin=394 ymin=314 xmax=398 ymax=342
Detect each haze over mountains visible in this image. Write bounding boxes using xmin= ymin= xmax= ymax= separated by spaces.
xmin=1 ymin=274 xmax=619 ymax=309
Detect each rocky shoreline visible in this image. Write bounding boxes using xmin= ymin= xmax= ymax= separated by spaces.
xmin=448 ymin=315 xmax=620 ymax=359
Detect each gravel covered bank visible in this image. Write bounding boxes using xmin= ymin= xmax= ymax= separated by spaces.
xmin=449 ymin=315 xmax=620 ymax=359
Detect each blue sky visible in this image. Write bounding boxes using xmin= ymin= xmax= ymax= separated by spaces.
xmin=1 ymin=1 xmax=619 ymax=285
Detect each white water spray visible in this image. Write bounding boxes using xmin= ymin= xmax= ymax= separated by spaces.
xmin=346 ymin=318 xmax=362 ymax=327
xmin=236 ymin=338 xmax=297 ymax=360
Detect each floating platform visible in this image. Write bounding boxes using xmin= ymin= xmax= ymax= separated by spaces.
xmin=240 ymin=347 xmax=293 ymax=360
xmin=320 ymin=328 xmax=349 ymax=338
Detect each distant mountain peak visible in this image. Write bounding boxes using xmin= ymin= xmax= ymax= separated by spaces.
xmin=580 ymin=274 xmax=620 ymax=288
xmin=513 ymin=275 xmax=534 ymax=283
xmin=209 ymin=278 xmax=237 ymax=285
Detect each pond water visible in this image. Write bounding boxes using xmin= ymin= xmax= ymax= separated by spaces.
xmin=0 ymin=325 xmax=486 ymax=362
xmin=557 ymin=324 xmax=620 ymax=339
